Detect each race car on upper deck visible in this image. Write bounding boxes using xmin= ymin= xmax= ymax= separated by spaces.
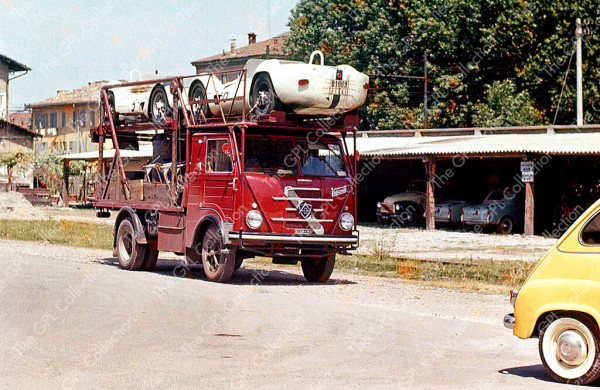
xmin=102 ymin=51 xmax=369 ymax=124
xmin=211 ymin=50 xmax=370 ymax=117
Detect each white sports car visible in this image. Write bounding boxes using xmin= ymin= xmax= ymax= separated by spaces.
xmin=101 ymin=72 xmax=218 ymax=124
xmin=210 ymin=51 xmax=369 ymax=117
xmin=103 ymin=51 xmax=369 ymax=123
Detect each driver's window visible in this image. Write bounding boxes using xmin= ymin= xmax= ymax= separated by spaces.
xmin=581 ymin=211 xmax=600 ymax=245
xmin=206 ymin=139 xmax=233 ymax=173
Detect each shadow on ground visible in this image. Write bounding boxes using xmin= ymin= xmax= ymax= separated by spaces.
xmin=97 ymin=257 xmax=356 ymax=286
xmin=498 ymin=365 xmax=555 ymax=384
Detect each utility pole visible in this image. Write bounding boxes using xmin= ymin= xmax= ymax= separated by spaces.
xmin=423 ymin=51 xmax=428 ymax=129
xmin=576 ymin=18 xmax=583 ymax=126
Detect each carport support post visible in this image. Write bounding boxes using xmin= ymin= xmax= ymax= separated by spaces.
xmin=425 ymin=156 xmax=436 ymax=230
xmin=524 ymin=174 xmax=534 ymax=236
xmin=62 ymin=160 xmax=69 ymax=207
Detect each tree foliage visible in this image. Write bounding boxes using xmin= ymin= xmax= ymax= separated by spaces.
xmin=284 ymin=0 xmax=600 ymax=129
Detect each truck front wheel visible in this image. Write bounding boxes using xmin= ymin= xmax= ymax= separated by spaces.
xmin=116 ymin=218 xmax=146 ymax=270
xmin=201 ymin=225 xmax=235 ymax=282
xmin=301 ymin=254 xmax=335 ymax=283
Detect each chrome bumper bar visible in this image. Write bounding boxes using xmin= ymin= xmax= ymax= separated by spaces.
xmin=229 ymin=232 xmax=359 ymax=246
xmin=504 ymin=313 xmax=515 ymax=329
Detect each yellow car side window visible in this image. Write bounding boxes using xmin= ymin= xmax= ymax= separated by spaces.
xmin=580 ymin=211 xmax=600 ymax=245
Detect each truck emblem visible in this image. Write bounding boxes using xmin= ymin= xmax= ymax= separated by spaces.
xmin=332 ymin=185 xmax=348 ymax=197
xmin=298 ymin=202 xmax=313 ymax=219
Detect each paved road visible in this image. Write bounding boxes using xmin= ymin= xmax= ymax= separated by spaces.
xmin=0 ymin=239 xmax=572 ymax=389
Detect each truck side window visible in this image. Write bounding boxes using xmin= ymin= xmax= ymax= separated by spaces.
xmin=581 ymin=211 xmax=600 ymax=245
xmin=206 ymin=139 xmax=233 ymax=173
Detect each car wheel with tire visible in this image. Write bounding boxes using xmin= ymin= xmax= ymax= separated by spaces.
xmin=189 ymin=81 xmax=209 ymax=120
xmin=116 ymin=218 xmax=145 ymax=270
xmin=539 ymin=314 xmax=600 ymax=384
xmin=201 ymin=225 xmax=235 ymax=282
xmin=497 ymin=216 xmax=514 ymax=234
xmin=301 ymin=253 xmax=335 ymax=283
xmin=251 ymin=74 xmax=281 ymax=115
xmin=148 ymin=85 xmax=172 ymax=124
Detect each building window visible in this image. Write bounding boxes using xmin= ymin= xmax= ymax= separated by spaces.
xmin=90 ymin=111 xmax=95 ymax=127
xmin=62 ymin=112 xmax=66 ymax=127
xmin=79 ymin=140 xmax=86 ymax=152
xmin=73 ymin=111 xmax=77 ymax=126
xmin=69 ymin=141 xmax=76 ymax=152
xmin=35 ymin=113 xmax=49 ymax=130
xmin=49 ymin=112 xmax=57 ymax=128
xmin=80 ymin=110 xmax=86 ymax=127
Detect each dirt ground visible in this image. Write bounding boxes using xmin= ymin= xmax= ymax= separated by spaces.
xmin=356 ymin=224 xmax=556 ymax=262
xmin=0 ymin=239 xmax=564 ymax=389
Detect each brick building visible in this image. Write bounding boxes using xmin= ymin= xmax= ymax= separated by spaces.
xmin=191 ymin=32 xmax=289 ymax=83
xmin=28 ymin=81 xmax=109 ymax=153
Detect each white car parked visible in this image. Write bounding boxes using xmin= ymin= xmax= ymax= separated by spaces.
xmin=102 ymin=51 xmax=369 ymax=123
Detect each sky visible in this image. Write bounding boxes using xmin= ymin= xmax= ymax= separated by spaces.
xmin=0 ymin=0 xmax=299 ymax=111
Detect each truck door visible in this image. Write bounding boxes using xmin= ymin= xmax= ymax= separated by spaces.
xmin=202 ymin=137 xmax=237 ymax=221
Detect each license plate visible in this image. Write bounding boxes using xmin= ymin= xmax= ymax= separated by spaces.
xmin=295 ymin=229 xmax=312 ymax=235
xmin=329 ymin=79 xmax=349 ymax=95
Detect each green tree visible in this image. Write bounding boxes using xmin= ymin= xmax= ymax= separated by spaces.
xmin=0 ymin=149 xmax=32 ymax=186
xmin=284 ymin=0 xmax=600 ymax=129
xmin=472 ymin=80 xmax=544 ymax=127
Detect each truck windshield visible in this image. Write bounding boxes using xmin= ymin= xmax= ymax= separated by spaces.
xmin=244 ymin=138 xmax=346 ymax=177
xmin=296 ymin=142 xmax=347 ymax=177
xmin=244 ymin=139 xmax=298 ymax=175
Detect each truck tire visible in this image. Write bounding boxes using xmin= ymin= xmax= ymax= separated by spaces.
xmin=141 ymin=240 xmax=159 ymax=271
xmin=116 ymin=218 xmax=146 ymax=270
xmin=301 ymin=253 xmax=335 ymax=283
xmin=189 ymin=81 xmax=209 ymax=120
xmin=201 ymin=225 xmax=235 ymax=282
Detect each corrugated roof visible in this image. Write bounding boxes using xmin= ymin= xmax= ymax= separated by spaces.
xmin=192 ymin=32 xmax=289 ymax=65
xmin=59 ymin=144 xmax=153 ymax=161
xmin=353 ymin=133 xmax=600 ymax=157
xmin=28 ymin=81 xmax=109 ymax=108
xmin=0 ymin=54 xmax=30 ymax=72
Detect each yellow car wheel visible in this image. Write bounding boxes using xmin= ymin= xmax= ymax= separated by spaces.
xmin=539 ymin=314 xmax=600 ymax=384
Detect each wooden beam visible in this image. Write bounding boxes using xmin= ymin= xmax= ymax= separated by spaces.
xmin=425 ymin=156 xmax=436 ymax=230
xmin=524 ymin=180 xmax=534 ymax=236
xmin=62 ymin=160 xmax=69 ymax=207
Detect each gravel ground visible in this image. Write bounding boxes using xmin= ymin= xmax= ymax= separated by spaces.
xmin=0 ymin=192 xmax=45 ymax=220
xmin=355 ymin=225 xmax=557 ymax=262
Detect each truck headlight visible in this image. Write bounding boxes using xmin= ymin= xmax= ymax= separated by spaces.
xmin=339 ymin=212 xmax=354 ymax=231
xmin=395 ymin=204 xmax=401 ymax=212
xmin=246 ymin=210 xmax=263 ymax=229
xmin=377 ymin=202 xmax=381 ymax=209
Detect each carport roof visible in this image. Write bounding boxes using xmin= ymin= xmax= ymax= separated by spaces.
xmin=352 ymin=132 xmax=600 ymax=158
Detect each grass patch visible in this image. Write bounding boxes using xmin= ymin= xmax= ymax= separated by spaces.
xmin=0 ymin=220 xmax=113 ymax=250
xmin=336 ymin=254 xmax=536 ymax=290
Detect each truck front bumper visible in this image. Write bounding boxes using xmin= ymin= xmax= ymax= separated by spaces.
xmin=229 ymin=231 xmax=359 ymax=246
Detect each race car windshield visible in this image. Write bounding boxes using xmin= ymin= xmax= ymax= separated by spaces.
xmin=297 ymin=142 xmax=347 ymax=177
xmin=244 ymin=139 xmax=298 ymax=175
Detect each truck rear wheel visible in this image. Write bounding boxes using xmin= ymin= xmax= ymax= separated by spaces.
xmin=141 ymin=240 xmax=159 ymax=271
xmin=301 ymin=253 xmax=335 ymax=283
xmin=201 ymin=225 xmax=235 ymax=282
xmin=116 ymin=218 xmax=146 ymax=270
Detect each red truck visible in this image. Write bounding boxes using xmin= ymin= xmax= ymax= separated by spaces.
xmin=91 ymin=72 xmax=359 ymax=283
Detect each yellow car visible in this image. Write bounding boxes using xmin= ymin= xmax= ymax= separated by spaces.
xmin=505 ymin=199 xmax=600 ymax=384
